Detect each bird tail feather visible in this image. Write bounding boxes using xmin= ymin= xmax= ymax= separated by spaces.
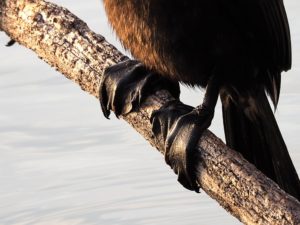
xmin=221 ymin=86 xmax=300 ymax=200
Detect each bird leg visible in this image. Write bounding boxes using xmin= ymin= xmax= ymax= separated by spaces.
xmin=151 ymin=75 xmax=220 ymax=192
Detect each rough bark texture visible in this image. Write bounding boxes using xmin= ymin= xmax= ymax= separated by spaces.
xmin=1 ymin=0 xmax=300 ymax=224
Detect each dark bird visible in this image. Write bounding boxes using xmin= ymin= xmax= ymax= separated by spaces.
xmin=100 ymin=0 xmax=300 ymax=200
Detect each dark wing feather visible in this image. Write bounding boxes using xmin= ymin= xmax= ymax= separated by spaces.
xmin=220 ymin=0 xmax=291 ymax=70
xmin=260 ymin=0 xmax=291 ymax=71
xmin=220 ymin=0 xmax=291 ymax=106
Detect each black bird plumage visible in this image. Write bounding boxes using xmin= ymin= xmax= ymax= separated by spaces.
xmin=101 ymin=0 xmax=300 ymax=199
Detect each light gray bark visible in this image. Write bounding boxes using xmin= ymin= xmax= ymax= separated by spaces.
xmin=1 ymin=0 xmax=300 ymax=224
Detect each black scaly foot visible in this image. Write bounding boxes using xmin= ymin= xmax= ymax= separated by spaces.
xmin=151 ymin=102 xmax=214 ymax=192
xmin=99 ymin=58 xmax=180 ymax=118
xmin=151 ymin=76 xmax=220 ymax=192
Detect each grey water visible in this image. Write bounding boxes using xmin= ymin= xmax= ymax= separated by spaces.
xmin=0 ymin=0 xmax=299 ymax=224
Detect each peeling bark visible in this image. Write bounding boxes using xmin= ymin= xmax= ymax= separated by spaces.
xmin=1 ymin=0 xmax=300 ymax=224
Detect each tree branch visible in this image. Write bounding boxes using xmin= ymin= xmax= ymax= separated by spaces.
xmin=1 ymin=0 xmax=300 ymax=224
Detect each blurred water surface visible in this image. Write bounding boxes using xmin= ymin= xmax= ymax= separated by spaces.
xmin=0 ymin=1 xmax=299 ymax=224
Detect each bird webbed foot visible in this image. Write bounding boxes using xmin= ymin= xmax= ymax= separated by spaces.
xmin=151 ymin=101 xmax=215 ymax=192
xmin=99 ymin=59 xmax=180 ymax=119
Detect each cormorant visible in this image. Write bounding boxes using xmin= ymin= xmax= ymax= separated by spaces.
xmin=100 ymin=0 xmax=300 ymax=200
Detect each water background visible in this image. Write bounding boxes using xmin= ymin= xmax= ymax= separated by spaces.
xmin=0 ymin=1 xmax=299 ymax=224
